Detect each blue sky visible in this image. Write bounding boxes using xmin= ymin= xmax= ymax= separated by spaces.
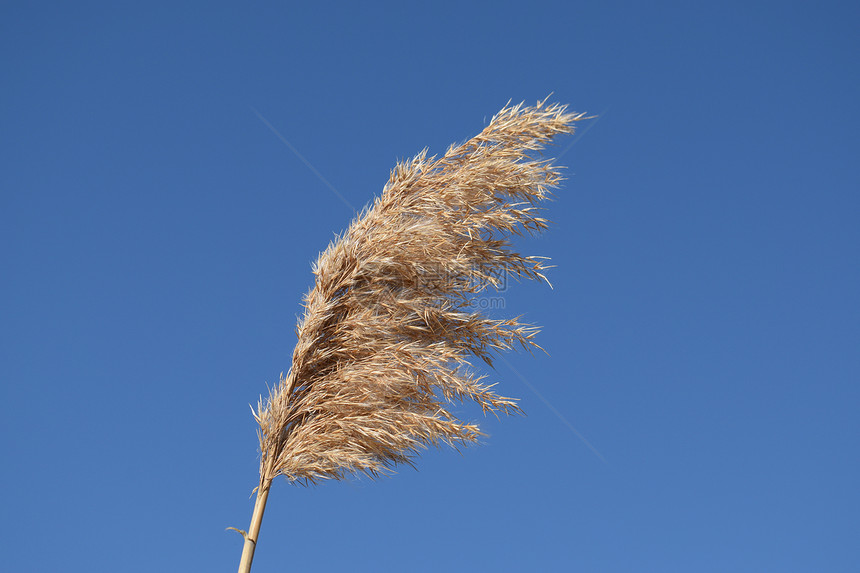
xmin=1 ymin=2 xmax=858 ymax=571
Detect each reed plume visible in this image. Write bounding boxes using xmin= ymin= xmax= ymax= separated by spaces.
xmin=235 ymin=99 xmax=585 ymax=572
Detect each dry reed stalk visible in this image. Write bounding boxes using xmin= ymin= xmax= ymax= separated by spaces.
xmin=235 ymin=99 xmax=585 ymax=572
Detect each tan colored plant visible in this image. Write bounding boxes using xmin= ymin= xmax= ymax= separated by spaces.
xmin=234 ymin=99 xmax=585 ymax=572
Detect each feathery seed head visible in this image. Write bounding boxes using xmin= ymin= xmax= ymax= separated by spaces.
xmin=256 ymin=99 xmax=585 ymax=486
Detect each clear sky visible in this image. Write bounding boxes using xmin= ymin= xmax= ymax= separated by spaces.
xmin=1 ymin=2 xmax=858 ymax=571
